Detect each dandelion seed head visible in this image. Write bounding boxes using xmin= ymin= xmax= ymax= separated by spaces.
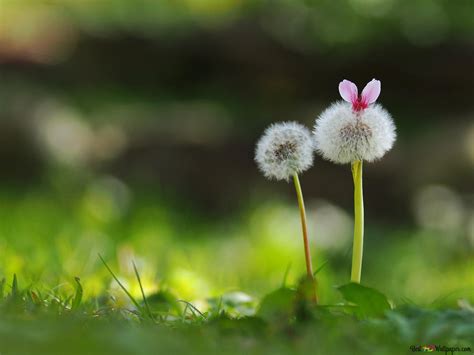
xmin=314 ymin=101 xmax=396 ymax=164
xmin=255 ymin=122 xmax=314 ymax=181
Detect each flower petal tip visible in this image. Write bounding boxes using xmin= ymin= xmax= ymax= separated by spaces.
xmin=338 ymin=80 xmax=358 ymax=103
xmin=361 ymin=79 xmax=381 ymax=104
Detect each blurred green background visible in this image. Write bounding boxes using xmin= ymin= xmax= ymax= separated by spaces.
xmin=0 ymin=0 xmax=472 ymax=306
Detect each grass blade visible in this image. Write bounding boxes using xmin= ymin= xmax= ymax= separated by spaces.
xmin=71 ymin=277 xmax=83 ymax=311
xmin=98 ymin=254 xmax=145 ymax=316
xmin=11 ymin=274 xmax=19 ymax=299
xmin=177 ymin=300 xmax=205 ymax=319
xmin=313 ymin=260 xmax=328 ymax=277
xmin=281 ymin=262 xmax=292 ymax=288
xmin=132 ymin=261 xmax=154 ymax=320
xmin=0 ymin=277 xmax=5 ymax=299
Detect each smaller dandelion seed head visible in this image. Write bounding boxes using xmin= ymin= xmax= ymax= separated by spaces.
xmin=255 ymin=122 xmax=314 ymax=181
xmin=313 ymin=102 xmax=396 ymax=164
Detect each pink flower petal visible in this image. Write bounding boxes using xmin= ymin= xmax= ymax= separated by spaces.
xmin=361 ymin=79 xmax=381 ymax=104
xmin=338 ymin=80 xmax=358 ymax=104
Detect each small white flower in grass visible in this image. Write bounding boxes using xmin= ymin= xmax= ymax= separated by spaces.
xmin=255 ymin=122 xmax=314 ymax=181
xmin=314 ymin=79 xmax=396 ymax=164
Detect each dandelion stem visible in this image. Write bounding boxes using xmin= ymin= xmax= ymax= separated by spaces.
xmin=351 ymin=160 xmax=364 ymax=283
xmin=292 ymin=173 xmax=318 ymax=303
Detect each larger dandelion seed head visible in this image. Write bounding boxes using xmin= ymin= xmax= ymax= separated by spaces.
xmin=255 ymin=122 xmax=314 ymax=181
xmin=314 ymin=79 xmax=396 ymax=164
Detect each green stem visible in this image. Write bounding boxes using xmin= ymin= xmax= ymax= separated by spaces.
xmin=292 ymin=173 xmax=318 ymax=303
xmin=351 ymin=160 xmax=364 ymax=283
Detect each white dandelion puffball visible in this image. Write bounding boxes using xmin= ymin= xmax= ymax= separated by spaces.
xmin=314 ymin=79 xmax=396 ymax=164
xmin=255 ymin=122 xmax=314 ymax=181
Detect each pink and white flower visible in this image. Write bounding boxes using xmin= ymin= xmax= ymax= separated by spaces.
xmin=313 ymin=79 xmax=396 ymax=164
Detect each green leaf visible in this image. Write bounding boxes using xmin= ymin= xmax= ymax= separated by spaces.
xmin=337 ymin=282 xmax=391 ymax=318
xmin=257 ymin=287 xmax=296 ymax=322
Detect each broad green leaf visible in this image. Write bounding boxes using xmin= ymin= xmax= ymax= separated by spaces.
xmin=257 ymin=287 xmax=296 ymax=322
xmin=337 ymin=282 xmax=391 ymax=318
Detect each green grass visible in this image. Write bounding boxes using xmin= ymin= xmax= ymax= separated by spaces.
xmin=0 ymin=270 xmax=472 ymax=355
xmin=0 ymin=184 xmax=472 ymax=354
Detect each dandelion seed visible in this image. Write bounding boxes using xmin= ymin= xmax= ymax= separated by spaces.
xmin=255 ymin=122 xmax=314 ymax=181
